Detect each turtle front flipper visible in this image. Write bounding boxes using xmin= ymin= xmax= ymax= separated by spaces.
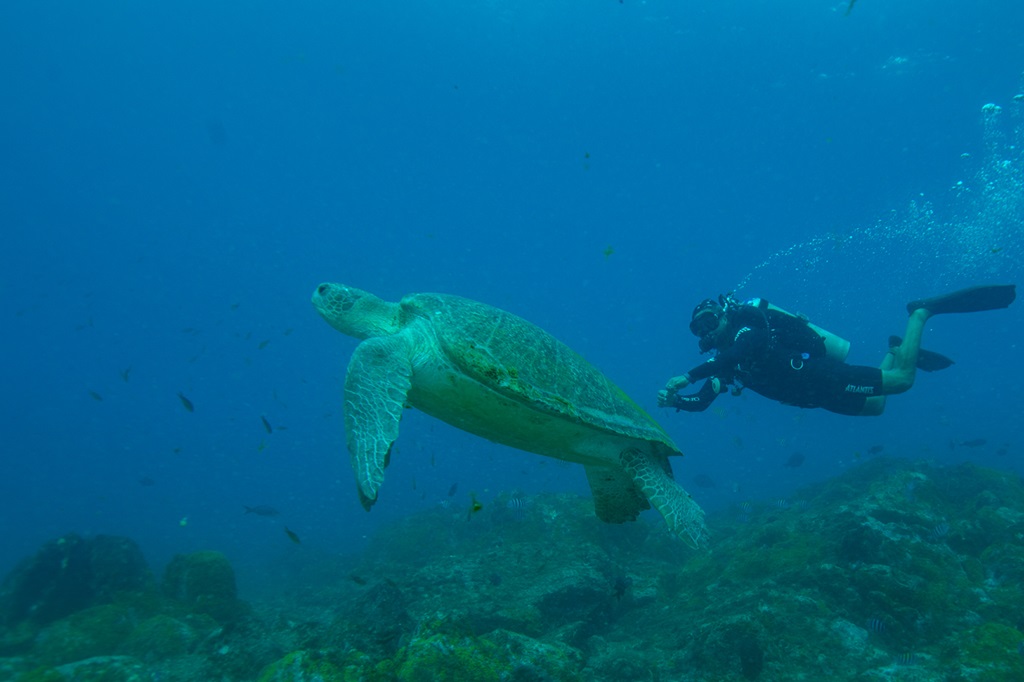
xmin=620 ymin=448 xmax=708 ymax=549
xmin=344 ymin=335 xmax=414 ymax=510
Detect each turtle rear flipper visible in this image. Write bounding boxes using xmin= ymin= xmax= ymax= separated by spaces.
xmin=584 ymin=464 xmax=650 ymax=523
xmin=620 ymin=448 xmax=708 ymax=548
xmin=344 ymin=335 xmax=414 ymax=510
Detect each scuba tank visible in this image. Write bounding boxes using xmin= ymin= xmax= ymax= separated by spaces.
xmin=721 ymin=294 xmax=851 ymax=361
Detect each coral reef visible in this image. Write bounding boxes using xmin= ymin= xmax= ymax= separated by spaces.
xmin=162 ymin=550 xmax=250 ymax=624
xmin=3 ymin=459 xmax=1024 ymax=680
xmin=0 ymin=534 xmax=152 ymax=631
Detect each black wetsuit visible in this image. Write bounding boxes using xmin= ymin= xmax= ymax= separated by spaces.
xmin=671 ymin=298 xmax=883 ymax=416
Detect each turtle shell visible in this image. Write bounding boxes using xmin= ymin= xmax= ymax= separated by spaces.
xmin=400 ymin=293 xmax=678 ymax=453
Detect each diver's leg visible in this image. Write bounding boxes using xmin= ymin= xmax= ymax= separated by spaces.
xmin=859 ymin=396 xmax=886 ymax=416
xmin=879 ymin=347 xmax=896 ymax=371
xmin=889 ymin=334 xmax=955 ymax=372
xmin=858 ymin=352 xmax=895 ymax=415
xmin=880 ymin=308 xmax=929 ymax=394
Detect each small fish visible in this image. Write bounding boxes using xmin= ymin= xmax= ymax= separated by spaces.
xmin=991 ymin=247 xmax=1003 ymax=254
xmin=955 ymin=438 xmax=987 ymax=448
xmin=739 ymin=501 xmax=753 ymax=514
xmin=866 ymin=617 xmax=885 ymax=633
xmin=257 ymin=439 xmax=267 ymax=453
xmin=603 ymin=245 xmax=614 ymax=258
xmin=177 ymin=392 xmax=194 ymax=413
xmin=448 ymin=482 xmax=459 ymax=497
xmin=244 ymin=505 xmax=280 ymax=517
xmin=284 ymin=527 xmax=301 ymax=544
xmin=179 ymin=516 xmax=188 ymax=527
xmin=868 ymin=444 xmax=885 ymax=455
xmin=612 ymin=575 xmax=632 ymax=600
xmin=845 ymin=0 xmax=857 ymax=16
xmin=88 ymin=390 xmax=103 ymax=402
xmin=506 ymin=496 xmax=528 ymax=520
xmin=929 ymin=522 xmax=950 ymax=541
xmin=784 ymin=452 xmax=805 ymax=468
xmin=349 ymin=574 xmax=367 ymax=585
xmin=692 ymin=474 xmax=717 ymax=489
xmin=487 ymin=572 xmax=502 ymax=586
xmin=230 ymin=303 xmax=240 ymax=311
xmin=466 ymin=493 xmax=484 ymax=520
xmin=258 ymin=339 xmax=270 ymax=350
xmin=260 ymin=415 xmax=273 ymax=434
xmin=119 ymin=367 xmax=132 ymax=382
xmin=775 ymin=498 xmax=791 ymax=510
xmin=893 ymin=653 xmax=918 ymax=666
xmin=138 ymin=476 xmax=156 ymax=487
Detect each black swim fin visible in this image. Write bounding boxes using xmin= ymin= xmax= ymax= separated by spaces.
xmin=907 ymin=284 xmax=1016 ymax=315
xmin=888 ymin=336 xmax=955 ymax=372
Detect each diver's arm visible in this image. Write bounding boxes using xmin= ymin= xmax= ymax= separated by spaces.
xmin=670 ymin=378 xmax=725 ymax=412
xmin=685 ymin=359 xmax=719 ymax=383
xmin=687 ymin=325 xmax=768 ymax=383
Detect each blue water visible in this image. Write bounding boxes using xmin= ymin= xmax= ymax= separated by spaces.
xmin=2 ymin=1 xmax=1022 ymax=593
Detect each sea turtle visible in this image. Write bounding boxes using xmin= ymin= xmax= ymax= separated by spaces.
xmin=312 ymin=282 xmax=707 ymax=547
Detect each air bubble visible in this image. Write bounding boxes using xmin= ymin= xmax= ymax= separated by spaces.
xmin=736 ymin=90 xmax=1024 ymax=307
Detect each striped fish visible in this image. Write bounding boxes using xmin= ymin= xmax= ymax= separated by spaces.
xmin=893 ymin=653 xmax=917 ymax=666
xmin=506 ymin=496 xmax=528 ymax=521
xmin=929 ymin=522 xmax=950 ymax=541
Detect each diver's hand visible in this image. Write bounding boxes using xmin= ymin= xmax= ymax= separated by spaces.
xmin=658 ymin=374 xmax=691 ymax=408
xmin=664 ymin=374 xmax=691 ymax=393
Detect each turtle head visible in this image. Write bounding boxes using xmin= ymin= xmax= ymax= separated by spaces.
xmin=312 ymin=282 xmax=399 ymax=339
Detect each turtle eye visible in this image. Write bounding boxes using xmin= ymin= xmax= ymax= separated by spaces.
xmin=317 ymin=284 xmax=329 ymax=295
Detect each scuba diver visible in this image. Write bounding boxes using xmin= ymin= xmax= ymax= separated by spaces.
xmin=658 ymin=284 xmax=1016 ymax=417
